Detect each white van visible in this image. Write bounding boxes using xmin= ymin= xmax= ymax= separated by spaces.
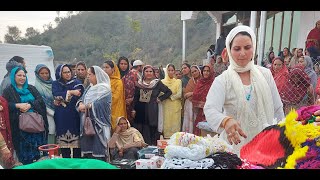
xmin=0 ymin=43 xmax=56 ymax=85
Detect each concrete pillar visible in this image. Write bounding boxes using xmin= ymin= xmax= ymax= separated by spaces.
xmin=257 ymin=11 xmax=267 ymax=66
xmin=216 ymin=22 xmax=221 ymax=41
xmin=182 ymin=20 xmax=186 ymax=62
xmin=250 ymin=11 xmax=257 ymax=32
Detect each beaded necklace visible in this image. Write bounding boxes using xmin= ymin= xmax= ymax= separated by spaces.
xmin=246 ymin=85 xmax=253 ymax=101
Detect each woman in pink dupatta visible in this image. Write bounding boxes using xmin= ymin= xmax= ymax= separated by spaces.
xmin=270 ymin=57 xmax=289 ymax=94
xmin=279 ymin=65 xmax=315 ymax=115
xmin=192 ymin=65 xmax=214 ymax=136
xmin=182 ymin=65 xmax=202 ymax=133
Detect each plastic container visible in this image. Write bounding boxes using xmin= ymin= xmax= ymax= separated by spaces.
xmin=38 ymin=144 xmax=60 ymax=159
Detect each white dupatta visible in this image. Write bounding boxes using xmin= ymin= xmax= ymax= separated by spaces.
xmin=84 ymin=66 xmax=111 ymax=105
xmin=83 ymin=66 xmax=112 ymax=145
xmin=222 ymin=25 xmax=275 ymax=154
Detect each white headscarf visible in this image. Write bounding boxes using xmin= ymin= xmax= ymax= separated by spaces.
xmin=84 ymin=66 xmax=111 ymax=104
xmin=225 ymin=25 xmax=274 ymax=133
xmin=82 ymin=66 xmax=111 ymax=150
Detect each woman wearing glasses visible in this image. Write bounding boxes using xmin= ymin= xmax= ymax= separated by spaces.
xmin=52 ymin=64 xmax=84 ymax=158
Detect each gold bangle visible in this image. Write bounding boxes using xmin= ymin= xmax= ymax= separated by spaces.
xmin=222 ymin=116 xmax=233 ymax=129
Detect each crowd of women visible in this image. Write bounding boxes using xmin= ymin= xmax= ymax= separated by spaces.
xmin=265 ymin=47 xmax=320 ymax=114
xmin=0 ymin=22 xmax=320 ymax=168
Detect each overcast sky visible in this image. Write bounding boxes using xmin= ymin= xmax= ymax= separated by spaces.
xmin=0 ymin=11 xmax=68 ymax=42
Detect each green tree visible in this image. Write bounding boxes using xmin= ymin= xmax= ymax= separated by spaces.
xmin=15 ymin=11 xmax=215 ymax=68
xmin=103 ymin=51 xmax=120 ymax=62
xmin=127 ymin=16 xmax=141 ymax=52
xmin=4 ymin=26 xmax=21 ymax=43
xmin=130 ymin=48 xmax=142 ymax=60
xmin=25 ymin=27 xmax=40 ymax=38
xmin=43 ymin=23 xmax=53 ymax=31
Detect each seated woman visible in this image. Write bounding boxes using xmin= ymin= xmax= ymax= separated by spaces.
xmin=108 ymin=116 xmax=147 ymax=160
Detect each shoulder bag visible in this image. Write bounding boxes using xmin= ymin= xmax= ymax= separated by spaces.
xmin=84 ymin=107 xmax=95 ymax=136
xmin=19 ymin=112 xmax=45 ymax=133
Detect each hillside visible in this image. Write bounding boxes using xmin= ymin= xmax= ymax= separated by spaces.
xmin=14 ymin=11 xmax=216 ymax=68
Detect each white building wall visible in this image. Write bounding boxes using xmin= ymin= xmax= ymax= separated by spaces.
xmin=181 ymin=11 xmax=199 ymax=20
xmin=0 ymin=43 xmax=55 ymax=85
xmin=297 ymin=11 xmax=320 ymax=49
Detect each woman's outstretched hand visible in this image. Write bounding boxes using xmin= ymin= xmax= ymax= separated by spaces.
xmin=224 ymin=118 xmax=247 ymax=145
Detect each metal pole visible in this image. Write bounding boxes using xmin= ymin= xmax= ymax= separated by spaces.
xmin=279 ymin=12 xmax=285 ymax=53
xmin=250 ymin=11 xmax=257 ymax=32
xmin=271 ymin=14 xmax=275 ymax=47
xmin=182 ymin=20 xmax=186 ymax=63
xmin=216 ymin=22 xmax=221 ymax=42
xmin=288 ymin=11 xmax=294 ymax=50
xmin=258 ymin=11 xmax=267 ymax=66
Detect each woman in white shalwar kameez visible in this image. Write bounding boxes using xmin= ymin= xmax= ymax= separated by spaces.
xmin=204 ymin=25 xmax=285 ymax=156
